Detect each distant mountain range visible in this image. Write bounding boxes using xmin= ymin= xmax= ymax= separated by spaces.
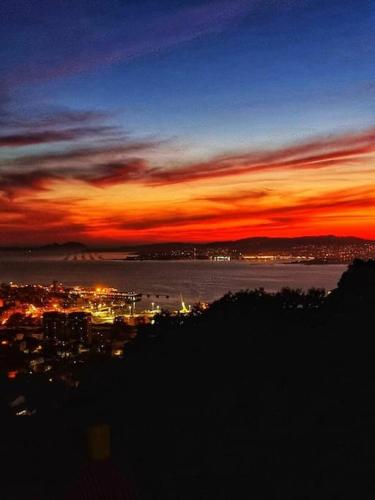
xmin=120 ymin=235 xmax=373 ymax=253
xmin=0 ymin=236 xmax=372 ymax=253
xmin=0 ymin=242 xmax=87 ymax=252
xmin=39 ymin=242 xmax=87 ymax=251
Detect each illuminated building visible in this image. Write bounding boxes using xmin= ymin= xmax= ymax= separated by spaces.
xmin=67 ymin=312 xmax=92 ymax=343
xmin=42 ymin=312 xmax=67 ymax=340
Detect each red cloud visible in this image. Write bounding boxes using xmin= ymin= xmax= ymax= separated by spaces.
xmin=2 ymin=126 xmax=375 ymax=198
xmin=147 ymin=128 xmax=375 ymax=185
xmin=1 ymin=113 xmax=375 ymax=243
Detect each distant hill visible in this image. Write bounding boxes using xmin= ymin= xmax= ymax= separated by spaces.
xmin=38 ymin=242 xmax=87 ymax=251
xmin=0 ymin=241 xmax=87 ymax=252
xmin=116 ymin=235 xmax=372 ymax=253
xmin=0 ymin=236 xmax=372 ymax=253
xmin=204 ymin=235 xmax=370 ymax=252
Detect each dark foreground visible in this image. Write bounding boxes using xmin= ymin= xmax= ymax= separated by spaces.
xmin=2 ymin=259 xmax=375 ymax=499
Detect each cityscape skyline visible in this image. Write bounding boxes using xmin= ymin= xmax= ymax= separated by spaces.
xmin=1 ymin=0 xmax=374 ymax=244
xmin=2 ymin=3 xmax=375 ymax=496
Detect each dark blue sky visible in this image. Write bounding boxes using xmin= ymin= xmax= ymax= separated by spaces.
xmin=2 ymin=0 xmax=374 ymax=155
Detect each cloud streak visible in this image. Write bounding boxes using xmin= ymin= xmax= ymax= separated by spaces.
xmin=103 ymin=186 xmax=375 ymax=232
xmin=147 ymin=128 xmax=375 ymax=185
xmin=3 ymin=125 xmax=375 ymax=196
xmin=1 ymin=101 xmax=374 ymax=243
xmin=7 ymin=0 xmax=256 ymax=85
xmin=0 ymin=126 xmax=118 ymax=148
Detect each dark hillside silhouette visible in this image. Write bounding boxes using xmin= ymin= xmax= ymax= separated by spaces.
xmin=329 ymin=258 xmax=375 ymax=307
xmin=2 ymin=260 xmax=375 ymax=499
xmin=72 ymin=260 xmax=375 ymax=499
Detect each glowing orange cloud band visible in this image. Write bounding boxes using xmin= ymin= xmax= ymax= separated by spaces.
xmin=0 ymin=126 xmax=374 ymax=244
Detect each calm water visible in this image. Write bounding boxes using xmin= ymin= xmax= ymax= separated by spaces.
xmin=0 ymin=252 xmax=346 ymax=310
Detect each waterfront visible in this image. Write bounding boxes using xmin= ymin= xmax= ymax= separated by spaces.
xmin=0 ymin=254 xmax=345 ymax=310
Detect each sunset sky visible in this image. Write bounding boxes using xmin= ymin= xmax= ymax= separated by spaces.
xmin=1 ymin=0 xmax=375 ymax=245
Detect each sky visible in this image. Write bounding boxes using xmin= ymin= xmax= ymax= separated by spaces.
xmin=0 ymin=0 xmax=374 ymax=245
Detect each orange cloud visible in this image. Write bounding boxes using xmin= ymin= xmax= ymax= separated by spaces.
xmin=1 ymin=107 xmax=375 ymax=244
xmin=147 ymin=128 xmax=375 ymax=185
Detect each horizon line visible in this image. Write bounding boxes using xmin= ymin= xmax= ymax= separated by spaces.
xmin=0 ymin=234 xmax=373 ymax=250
